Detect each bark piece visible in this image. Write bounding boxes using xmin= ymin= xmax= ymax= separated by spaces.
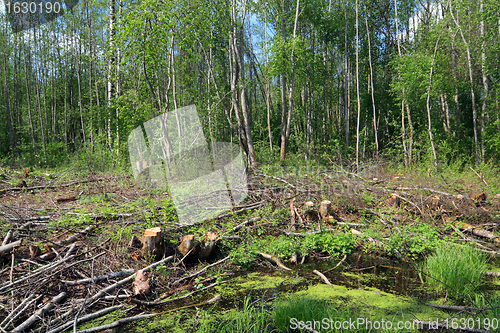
xmin=141 ymin=227 xmax=163 ymax=259
xmin=133 ymin=269 xmax=150 ymax=296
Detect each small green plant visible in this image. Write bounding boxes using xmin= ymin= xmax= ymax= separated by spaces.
xmin=194 ymin=276 xmax=204 ymax=290
xmin=384 ymin=223 xmax=440 ymax=259
xmin=423 ymin=243 xmax=487 ymax=298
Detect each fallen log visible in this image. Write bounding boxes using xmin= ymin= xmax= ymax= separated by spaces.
xmin=425 ymin=303 xmax=482 ymax=312
xmin=313 ymin=270 xmax=333 ymax=287
xmin=0 ymin=239 xmax=22 ymax=256
xmin=454 ymin=220 xmax=500 ymax=246
xmin=0 ymin=294 xmax=41 ymax=329
xmin=61 ymin=269 xmax=135 ymax=286
xmin=12 ymin=292 xmax=66 ymax=332
xmin=2 ymin=230 xmax=13 ymax=246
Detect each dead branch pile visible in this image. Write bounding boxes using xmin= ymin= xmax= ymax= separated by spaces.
xmin=0 ymin=217 xmax=230 ymax=332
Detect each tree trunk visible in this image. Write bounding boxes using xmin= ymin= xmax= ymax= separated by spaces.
xmin=365 ymin=16 xmax=378 ymax=156
xmin=355 ymin=0 xmax=360 ymax=170
xmin=426 ymin=34 xmax=441 ymax=168
xmin=394 ymin=0 xmax=408 ymax=167
xmin=450 ymin=6 xmax=479 ymax=164
xmin=2 ymin=49 xmax=14 ymax=154
xmin=107 ymin=0 xmax=116 ymax=150
xmin=279 ymin=0 xmax=289 ymax=163
xmin=480 ymin=0 xmax=488 ymax=161
xmin=264 ymin=12 xmax=273 ymax=151
xmin=33 ymin=27 xmax=47 ymax=160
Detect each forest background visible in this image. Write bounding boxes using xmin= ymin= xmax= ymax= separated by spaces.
xmin=0 ymin=0 xmax=499 ymax=172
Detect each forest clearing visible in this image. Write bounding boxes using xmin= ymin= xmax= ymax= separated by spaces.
xmin=1 ymin=163 xmax=500 ymax=332
xmin=1 ymin=0 xmax=500 ymax=330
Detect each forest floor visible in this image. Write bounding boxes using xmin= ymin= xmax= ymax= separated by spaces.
xmin=1 ymin=162 xmax=500 ymax=332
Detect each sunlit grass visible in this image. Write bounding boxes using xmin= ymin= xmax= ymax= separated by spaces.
xmin=423 ymin=243 xmax=487 ymax=298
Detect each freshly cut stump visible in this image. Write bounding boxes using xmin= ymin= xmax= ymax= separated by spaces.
xmin=141 ymin=227 xmax=163 ymax=259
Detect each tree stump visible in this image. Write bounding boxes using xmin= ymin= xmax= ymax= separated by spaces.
xmin=198 ymin=231 xmax=219 ymax=260
xmin=303 ymin=201 xmax=317 ymax=222
xmin=319 ymin=200 xmax=332 ymax=220
xmin=141 ymin=227 xmax=163 ymax=259
xmin=178 ymin=234 xmax=195 ymax=257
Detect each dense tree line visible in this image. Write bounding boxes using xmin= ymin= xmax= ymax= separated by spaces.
xmin=0 ymin=0 xmax=499 ymax=168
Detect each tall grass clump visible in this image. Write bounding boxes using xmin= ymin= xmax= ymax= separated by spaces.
xmin=423 ymin=243 xmax=488 ymax=298
xmin=274 ymin=296 xmax=351 ymax=332
xmin=196 ymin=296 xmax=272 ymax=333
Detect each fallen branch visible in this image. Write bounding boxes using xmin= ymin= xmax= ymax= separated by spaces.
xmin=454 ymin=220 xmax=500 ymax=246
xmin=0 ymin=294 xmax=41 ymax=329
xmin=395 ymin=186 xmax=452 ymax=197
xmin=425 ymin=304 xmax=482 ymax=312
xmin=470 ymin=166 xmax=488 ymax=187
xmin=0 ymin=255 xmax=76 ymax=293
xmin=59 ymin=225 xmax=95 ymax=245
xmin=172 ymin=255 xmax=231 ymax=286
xmin=45 ymin=305 xmax=124 ymax=333
xmin=2 ymin=230 xmax=13 ymax=246
xmin=85 ymin=256 xmax=174 ymax=306
xmin=76 ymin=313 xmax=155 ymax=333
xmin=0 ymin=178 xmax=105 ymax=196
xmin=61 ymin=269 xmax=135 ymax=286
xmin=258 ymin=252 xmax=292 ymax=271
xmin=217 ymin=202 xmax=265 ymax=219
xmin=255 ymin=173 xmax=296 ymax=188
xmin=324 ymin=254 xmax=347 ymax=273
xmin=231 ymin=217 xmax=261 ymax=232
xmin=12 ymin=292 xmax=66 ymax=332
xmin=313 ymin=270 xmax=333 ymax=287
xmin=391 ymin=193 xmax=424 ymax=215
xmin=0 ymin=239 xmax=22 ymax=256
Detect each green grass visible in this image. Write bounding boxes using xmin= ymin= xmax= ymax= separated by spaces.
xmin=274 ymin=296 xmax=347 ymax=332
xmin=196 ymin=296 xmax=272 ymax=333
xmin=423 ymin=243 xmax=488 ymax=299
